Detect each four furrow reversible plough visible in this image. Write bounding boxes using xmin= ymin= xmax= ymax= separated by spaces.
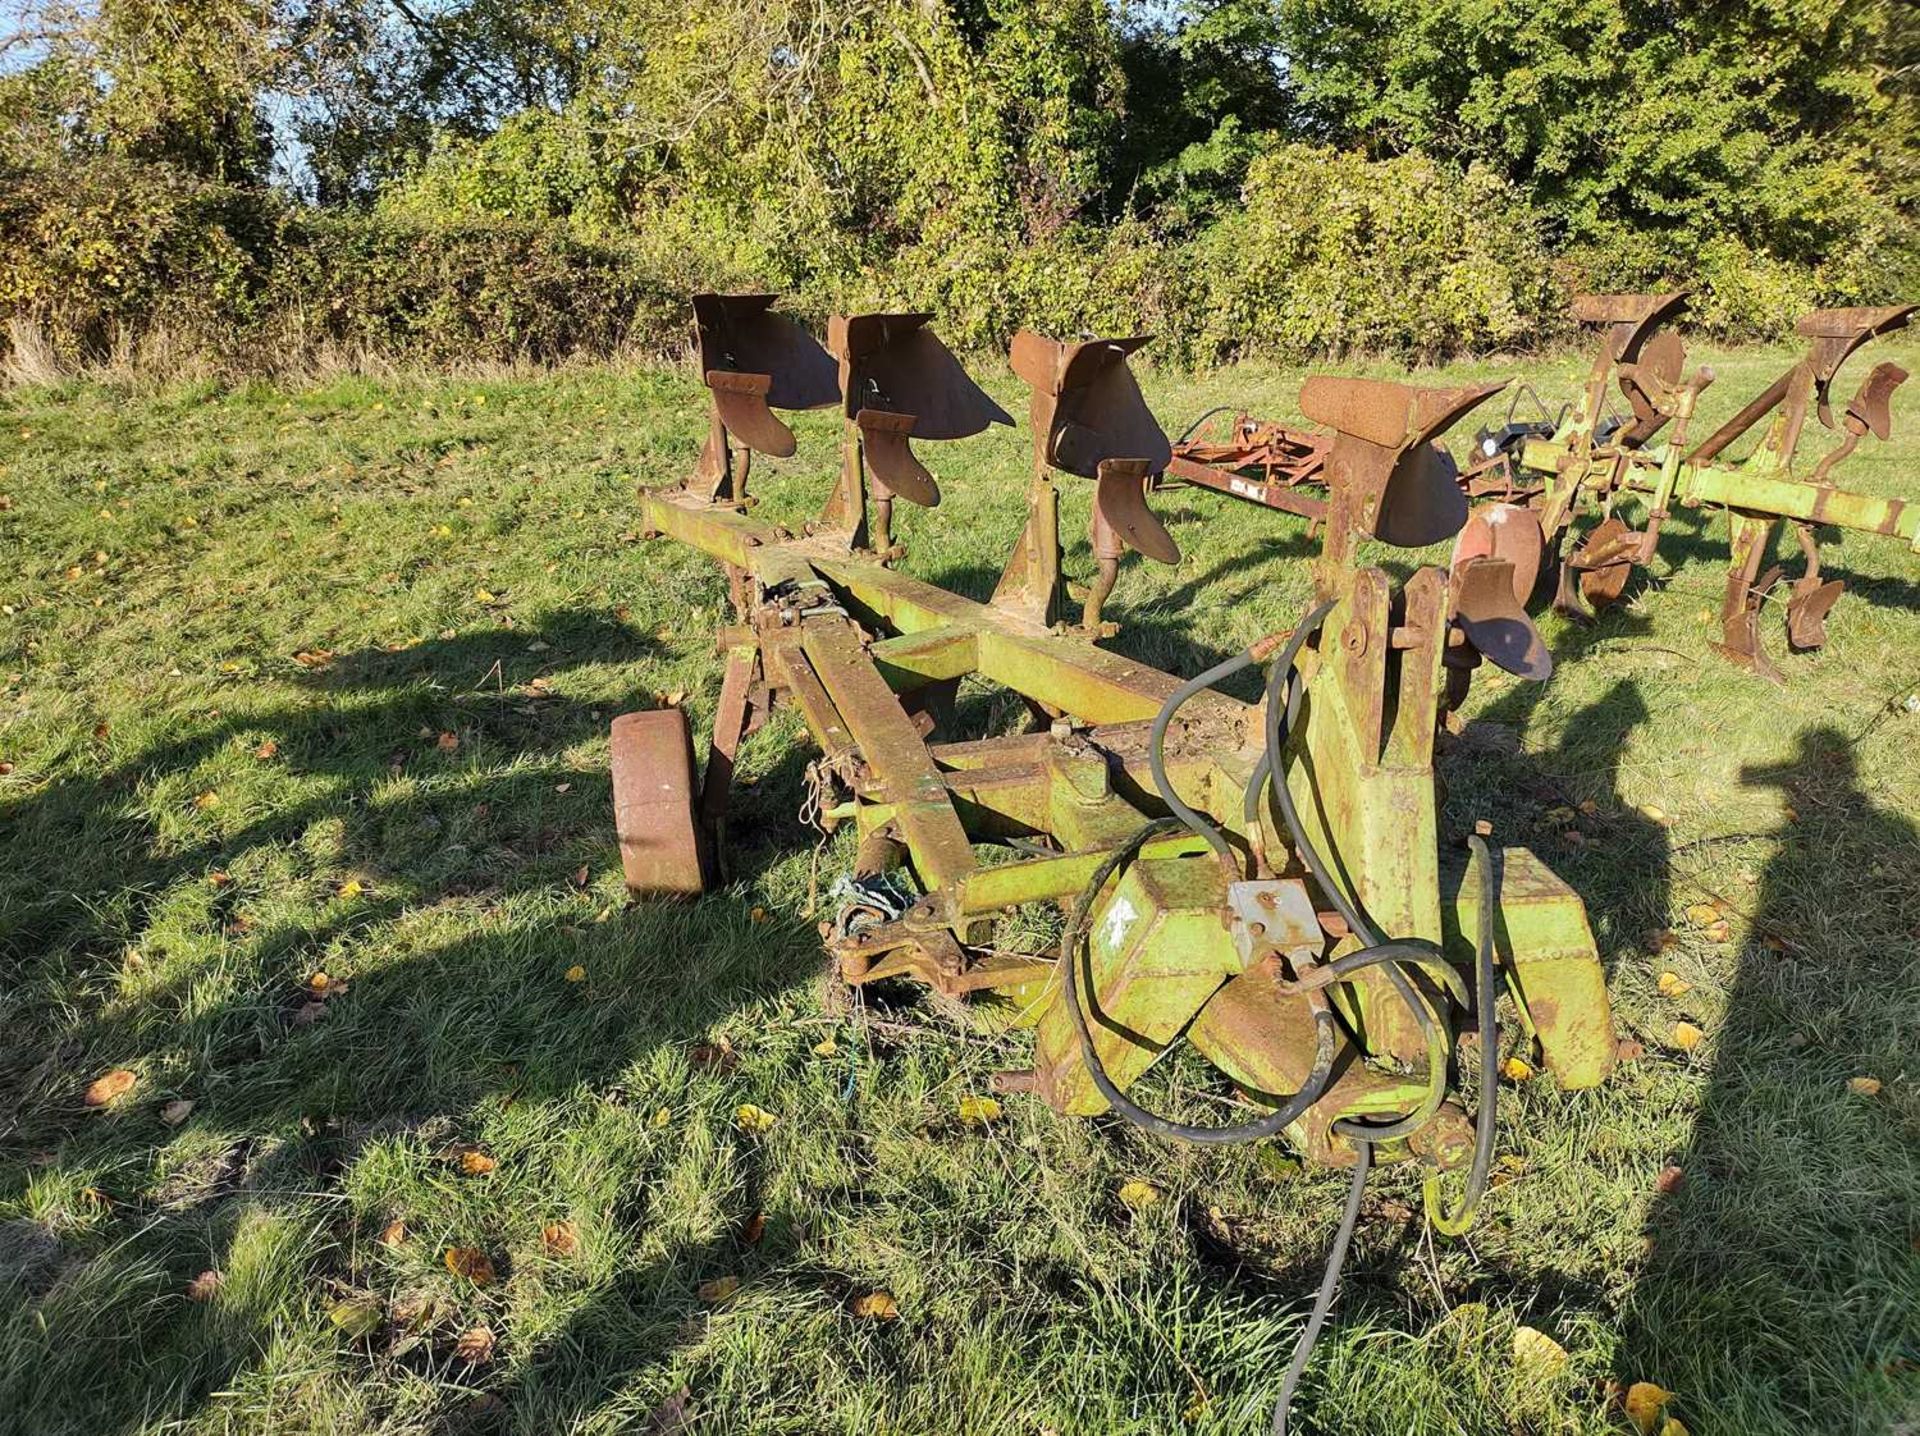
xmin=617 ymin=293 xmax=1628 ymax=1424
xmin=1168 ymin=295 xmax=1917 ymax=682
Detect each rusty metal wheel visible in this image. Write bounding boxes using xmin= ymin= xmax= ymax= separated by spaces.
xmin=611 ymin=709 xmax=710 ymax=897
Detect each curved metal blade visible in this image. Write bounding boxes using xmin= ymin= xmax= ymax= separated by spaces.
xmin=1572 ymin=515 xmax=1635 ymax=608
xmin=856 ymin=409 xmax=940 ymax=507
xmin=693 ymin=293 xmax=838 ymax=411
xmin=1450 ymin=503 xmax=1545 ymax=603
xmin=1453 ymin=557 xmax=1553 ymax=681
xmin=1376 ymin=442 xmax=1469 ymax=547
xmin=1094 ymin=459 xmax=1180 ymax=565
xmin=707 ymin=370 xmax=797 ymax=457
xmin=1847 ymin=361 xmax=1908 ymax=440
xmin=1786 ymin=576 xmax=1845 ymax=650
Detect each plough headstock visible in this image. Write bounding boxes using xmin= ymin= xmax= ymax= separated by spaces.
xmin=691 ymin=293 xmax=838 ymax=501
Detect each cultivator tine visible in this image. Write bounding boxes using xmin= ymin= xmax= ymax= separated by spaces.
xmin=1450 ymin=503 xmax=1545 ymax=604
xmin=821 ymin=312 xmax=1011 ymax=550
xmin=1799 ymin=304 xmax=1916 ymax=428
xmin=996 ymin=331 xmax=1175 ymax=629
xmin=691 ymin=293 xmax=838 ymax=500
xmin=1301 ymin=376 xmax=1502 ymax=562
xmin=1808 ymin=362 xmax=1909 ymax=486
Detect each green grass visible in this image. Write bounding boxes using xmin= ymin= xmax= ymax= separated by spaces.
xmin=2 ymin=338 xmax=1918 ymax=1436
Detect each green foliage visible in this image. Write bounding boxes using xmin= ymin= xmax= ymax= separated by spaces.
xmin=1183 ymin=145 xmax=1558 ymax=361
xmin=0 ymin=0 xmax=1914 ymax=369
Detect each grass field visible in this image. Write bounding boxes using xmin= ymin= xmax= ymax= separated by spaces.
xmin=2 ymin=334 xmax=1918 ymax=1436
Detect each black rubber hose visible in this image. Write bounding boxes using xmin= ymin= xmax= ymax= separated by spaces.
xmin=1149 ymin=646 xmax=1254 ymax=881
xmin=1059 ymin=818 xmax=1341 ymax=1146
xmin=1273 ymin=1141 xmax=1370 ymax=1436
xmin=1422 ymin=833 xmax=1500 ymax=1235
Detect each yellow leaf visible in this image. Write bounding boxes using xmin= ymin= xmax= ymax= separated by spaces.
xmin=541 ymin=1221 xmax=579 ymax=1257
xmin=564 ymin=964 xmax=587 ymax=983
xmin=735 ymin=1104 xmax=777 ymax=1133
xmin=811 ymin=1037 xmax=838 ymax=1057
xmin=1684 ymin=902 xmax=1722 ymax=928
xmin=849 ymin=1290 xmax=899 ymax=1320
xmin=697 ymin=1275 xmax=740 ymax=1305
xmin=378 ymin=1219 xmax=408 ymax=1246
xmin=193 ymin=790 xmax=220 ymax=810
xmin=457 ymin=496 xmax=473 ymax=508
xmin=85 ymin=1068 xmax=137 ymax=1106
xmin=651 ymin=1106 xmax=672 ymax=1128
xmin=328 ymin=1296 xmax=383 ymax=1338
xmin=337 ymin=879 xmax=363 ymax=898
xmin=749 ymin=905 xmax=769 ymax=923
xmin=1638 ymin=804 xmax=1671 ymax=826
xmin=957 ymin=1095 xmax=1002 ymax=1126
xmin=1659 ymin=1421 xmax=1690 ymax=1436
xmin=1625 ymin=1381 xmax=1672 ymax=1434
xmin=1656 ymin=971 xmax=1691 ymax=998
xmin=1500 ymin=1056 xmax=1534 ymax=1082
xmin=1848 ymin=1075 xmax=1882 ymax=1097
xmin=1671 ymin=1021 xmax=1704 ymax=1052
xmin=1117 ymin=1178 xmax=1161 ymax=1210
xmin=431 ymin=523 xmax=453 ymax=539
xmin=1511 ymin=1325 xmax=1569 ymax=1382
xmin=458 ymin=1150 xmax=497 ymax=1176
xmin=443 ymin=1246 xmax=496 ymax=1285
xmin=473 ymin=588 xmax=496 ymax=604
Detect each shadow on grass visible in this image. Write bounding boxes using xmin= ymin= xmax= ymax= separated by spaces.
xmin=0 ymin=616 xmax=834 ymax=1434
xmin=1616 ymin=728 xmax=1920 ymax=1430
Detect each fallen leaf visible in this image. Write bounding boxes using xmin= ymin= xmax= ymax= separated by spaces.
xmin=193 ymin=790 xmax=220 ymax=810
xmin=292 ymin=649 xmax=334 ymax=669
xmin=564 ymin=964 xmax=587 ymax=983
xmin=1702 ymin=920 xmax=1732 ymax=944
xmin=474 ymin=588 xmax=497 ymax=604
xmin=1659 ymin=1422 xmax=1690 ymax=1436
xmin=185 ymin=1269 xmax=222 ymax=1302
xmin=1638 ymin=803 xmax=1671 ymax=826
xmin=1616 ymin=1038 xmax=1647 ymax=1062
xmin=443 ymin=1246 xmax=496 ymax=1285
xmin=328 ymin=1295 xmax=384 ymax=1338
xmin=207 ymin=871 xmax=231 ymax=888
xmin=84 ymin=1068 xmax=137 ymax=1106
xmin=650 ymin=1107 xmax=672 ymax=1128
xmin=1684 ymin=902 xmax=1722 ymax=928
xmin=739 ymin=1212 xmax=766 ymax=1247
xmin=1848 ymin=1075 xmax=1883 ymax=1097
xmin=749 ymin=905 xmax=769 ymax=923
xmin=1625 ymin=1381 xmax=1673 ymax=1434
xmin=1655 ymin=1164 xmax=1686 ymax=1195
xmin=811 ymin=1036 xmax=838 ymax=1057
xmin=1500 ymin=1056 xmax=1534 ymax=1082
xmin=435 ymin=730 xmax=459 ymax=752
xmin=571 ymin=865 xmax=589 ymax=888
xmin=957 ymin=1095 xmax=1002 ymax=1126
xmin=697 ymin=1275 xmax=741 ymax=1305
xmin=458 ymin=1150 xmax=497 ymax=1176
xmin=1118 ymin=1178 xmax=1161 ymax=1210
xmin=1511 ymin=1325 xmax=1569 ymax=1382
xmin=337 ymin=878 xmax=364 ymax=898
xmin=554 ymin=782 xmax=571 ymax=793
xmin=542 ymin=1221 xmax=579 ymax=1257
xmin=735 ymin=1104 xmax=777 ymax=1134
xmin=1544 ymin=804 xmax=1576 ymax=825
xmin=160 ymin=1099 xmax=194 ymax=1127
xmin=1671 ymin=1021 xmax=1704 ymax=1052
xmin=453 ymin=1325 xmax=496 ymax=1365
xmin=378 ymin=1219 xmax=409 ymax=1247
xmin=254 ymin=739 xmax=278 ymax=760
xmin=1656 ymin=971 xmax=1691 ymax=998
xmin=849 ymin=1290 xmax=899 ymax=1320
xmin=691 ymin=1041 xmax=738 ymax=1072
